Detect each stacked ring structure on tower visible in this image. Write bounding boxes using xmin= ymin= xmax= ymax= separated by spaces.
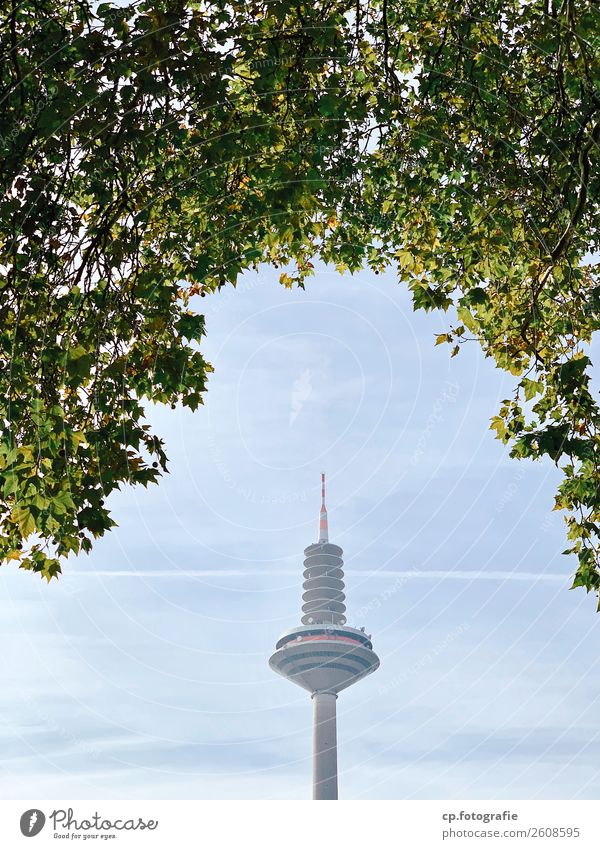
xmin=302 ymin=542 xmax=346 ymax=626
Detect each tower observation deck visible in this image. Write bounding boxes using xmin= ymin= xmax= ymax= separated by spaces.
xmin=269 ymin=474 xmax=380 ymax=799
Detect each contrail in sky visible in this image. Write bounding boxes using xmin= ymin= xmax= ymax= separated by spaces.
xmin=66 ymin=569 xmax=567 ymax=582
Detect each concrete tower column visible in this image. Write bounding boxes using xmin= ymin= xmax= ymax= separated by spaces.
xmin=312 ymin=691 xmax=338 ymax=800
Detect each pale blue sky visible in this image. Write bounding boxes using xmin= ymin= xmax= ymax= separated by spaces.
xmin=1 ymin=264 xmax=599 ymax=799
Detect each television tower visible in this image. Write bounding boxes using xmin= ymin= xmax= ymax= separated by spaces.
xmin=269 ymin=474 xmax=380 ymax=799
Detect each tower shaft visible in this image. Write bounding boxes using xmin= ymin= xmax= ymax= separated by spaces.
xmin=312 ymin=692 xmax=338 ymax=800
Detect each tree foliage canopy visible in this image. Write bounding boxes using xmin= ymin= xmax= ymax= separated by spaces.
xmin=1 ymin=0 xmax=599 ymax=603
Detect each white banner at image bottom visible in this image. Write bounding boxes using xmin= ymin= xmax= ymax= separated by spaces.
xmin=0 ymin=799 xmax=597 ymax=849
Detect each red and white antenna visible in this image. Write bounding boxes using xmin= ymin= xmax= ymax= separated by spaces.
xmin=318 ymin=472 xmax=329 ymax=543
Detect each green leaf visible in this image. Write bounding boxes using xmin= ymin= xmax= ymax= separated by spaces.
xmin=175 ymin=313 xmax=205 ymax=341
xmin=522 ymin=378 xmax=544 ymax=401
xmin=12 ymin=506 xmax=35 ymax=538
